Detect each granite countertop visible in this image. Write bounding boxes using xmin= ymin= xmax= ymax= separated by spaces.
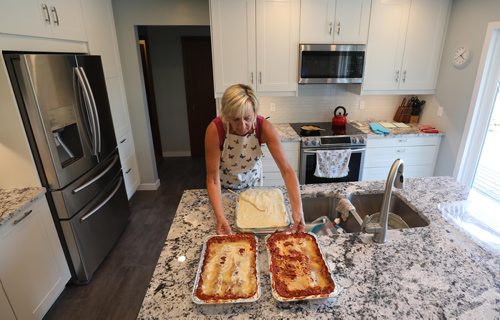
xmin=138 ymin=177 xmax=499 ymax=319
xmin=272 ymin=123 xmax=301 ymax=142
xmin=351 ymin=121 xmax=445 ymax=138
xmin=0 ymin=187 xmax=46 ymax=226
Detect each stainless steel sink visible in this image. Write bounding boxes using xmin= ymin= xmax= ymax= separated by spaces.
xmin=349 ymin=193 xmax=429 ymax=230
xmin=301 ymin=193 xmax=429 ymax=234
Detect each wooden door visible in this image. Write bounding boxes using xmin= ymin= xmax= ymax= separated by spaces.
xmin=181 ymin=37 xmax=217 ymax=156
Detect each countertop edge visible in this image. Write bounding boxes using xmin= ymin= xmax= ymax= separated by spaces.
xmin=0 ymin=187 xmax=47 ymax=227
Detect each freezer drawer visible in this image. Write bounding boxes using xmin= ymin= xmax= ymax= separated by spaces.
xmin=52 ymin=151 xmax=121 ymax=220
xmin=60 ymin=171 xmax=130 ymax=283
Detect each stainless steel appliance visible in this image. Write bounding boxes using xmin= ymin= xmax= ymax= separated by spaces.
xmin=4 ymin=53 xmax=131 ymax=283
xmin=290 ymin=122 xmax=367 ymax=184
xmin=298 ymin=44 xmax=365 ymax=84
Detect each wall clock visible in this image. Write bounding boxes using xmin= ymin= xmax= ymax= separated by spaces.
xmin=452 ymin=46 xmax=471 ymax=68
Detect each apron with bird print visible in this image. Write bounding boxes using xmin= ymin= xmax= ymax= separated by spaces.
xmin=220 ymin=131 xmax=263 ymax=190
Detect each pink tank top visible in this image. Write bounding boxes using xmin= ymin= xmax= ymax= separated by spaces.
xmin=212 ymin=115 xmax=264 ymax=150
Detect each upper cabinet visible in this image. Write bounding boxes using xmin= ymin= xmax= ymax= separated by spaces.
xmin=362 ymin=0 xmax=450 ymax=94
xmin=0 ymin=0 xmax=86 ymax=41
xmin=210 ymin=0 xmax=300 ymax=96
xmin=300 ymin=0 xmax=372 ymax=44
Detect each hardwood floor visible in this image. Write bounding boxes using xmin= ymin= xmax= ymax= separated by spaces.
xmin=44 ymin=157 xmax=206 ymax=320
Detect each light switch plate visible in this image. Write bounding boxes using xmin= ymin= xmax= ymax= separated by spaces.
xmin=437 ymin=106 xmax=444 ymax=117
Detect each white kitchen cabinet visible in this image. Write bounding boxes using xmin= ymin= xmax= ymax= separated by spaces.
xmin=210 ymin=0 xmax=300 ymax=96
xmin=0 ymin=282 xmax=15 ymax=320
xmin=362 ymin=0 xmax=450 ymax=95
xmin=261 ymin=142 xmax=300 ymax=186
xmin=81 ymin=0 xmax=140 ymax=199
xmin=0 ymin=196 xmax=71 ymax=320
xmin=299 ymin=0 xmax=371 ymax=44
xmin=0 ymin=0 xmax=86 ymax=41
xmin=362 ymin=135 xmax=441 ymax=181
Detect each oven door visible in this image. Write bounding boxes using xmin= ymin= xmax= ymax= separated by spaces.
xmin=299 ymin=146 xmax=365 ymax=184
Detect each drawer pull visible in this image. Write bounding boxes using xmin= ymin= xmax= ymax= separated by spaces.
xmin=398 ymin=138 xmax=408 ymax=143
xmin=126 ymin=168 xmax=132 ymax=174
xmin=396 ymin=149 xmax=406 ymax=153
xmin=13 ymin=210 xmax=33 ymax=225
xmin=120 ymin=138 xmax=126 ymax=144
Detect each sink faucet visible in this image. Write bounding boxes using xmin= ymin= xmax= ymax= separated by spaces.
xmin=362 ymin=159 xmax=405 ymax=243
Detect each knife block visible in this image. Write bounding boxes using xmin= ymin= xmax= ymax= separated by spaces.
xmin=409 ymin=115 xmax=420 ymax=124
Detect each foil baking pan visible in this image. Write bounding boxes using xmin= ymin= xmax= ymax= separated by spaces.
xmin=265 ymin=232 xmax=338 ymax=302
xmin=192 ymin=234 xmax=261 ymax=304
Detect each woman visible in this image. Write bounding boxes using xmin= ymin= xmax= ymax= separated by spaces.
xmin=205 ymin=84 xmax=304 ymax=235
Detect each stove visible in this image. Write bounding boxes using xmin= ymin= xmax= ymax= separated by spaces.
xmin=289 ymin=122 xmax=367 ymax=184
xmin=290 ymin=122 xmax=367 ymax=148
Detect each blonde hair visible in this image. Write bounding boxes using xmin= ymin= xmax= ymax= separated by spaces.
xmin=220 ymin=84 xmax=259 ymax=128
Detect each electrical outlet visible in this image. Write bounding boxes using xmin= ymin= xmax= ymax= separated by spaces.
xmin=270 ymin=103 xmax=276 ymax=112
xmin=359 ymin=100 xmax=366 ymax=110
xmin=437 ymin=106 xmax=444 ymax=117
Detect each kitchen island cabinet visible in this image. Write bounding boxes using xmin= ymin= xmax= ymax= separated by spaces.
xmin=137 ymin=177 xmax=499 ymax=319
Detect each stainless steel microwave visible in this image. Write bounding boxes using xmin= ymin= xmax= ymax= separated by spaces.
xmin=298 ymin=44 xmax=365 ymax=84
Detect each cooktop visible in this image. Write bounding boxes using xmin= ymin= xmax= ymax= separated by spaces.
xmin=289 ymin=122 xmax=365 ymax=137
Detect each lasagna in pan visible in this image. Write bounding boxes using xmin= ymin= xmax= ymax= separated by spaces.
xmin=194 ymin=234 xmax=259 ymax=303
xmin=236 ymin=188 xmax=289 ymax=230
xmin=266 ymin=232 xmax=335 ymax=300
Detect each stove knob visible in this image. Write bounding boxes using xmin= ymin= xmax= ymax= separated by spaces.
xmin=312 ymin=139 xmax=319 ymax=146
xmin=351 ymin=137 xmax=358 ymax=144
xmin=303 ymin=139 xmax=310 ymax=146
xmin=359 ymin=137 xmax=365 ymax=144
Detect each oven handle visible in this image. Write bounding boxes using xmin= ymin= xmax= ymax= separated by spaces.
xmin=303 ymin=148 xmax=366 ymax=153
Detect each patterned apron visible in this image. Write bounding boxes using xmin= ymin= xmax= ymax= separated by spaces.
xmin=220 ymin=130 xmax=263 ymax=190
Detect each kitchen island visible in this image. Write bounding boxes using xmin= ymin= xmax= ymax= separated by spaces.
xmin=137 ymin=177 xmax=499 ymax=319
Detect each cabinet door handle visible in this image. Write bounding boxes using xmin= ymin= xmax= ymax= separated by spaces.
xmin=259 ymin=72 xmax=262 ymax=84
xmin=329 ymin=22 xmax=333 ymax=35
xmin=337 ymin=22 xmax=341 ymax=35
xmin=126 ymin=168 xmax=132 ymax=174
xmin=395 ymin=70 xmax=400 ymax=82
xmin=120 ymin=138 xmax=126 ymax=144
xmin=402 ymin=70 xmax=407 ymax=83
xmin=250 ymin=72 xmax=254 ymax=84
xmin=13 ymin=210 xmax=33 ymax=225
xmin=51 ymin=6 xmax=59 ymax=26
xmin=41 ymin=3 xmax=51 ymax=23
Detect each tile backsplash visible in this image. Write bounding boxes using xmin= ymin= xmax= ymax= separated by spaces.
xmin=258 ymin=85 xmax=406 ymax=123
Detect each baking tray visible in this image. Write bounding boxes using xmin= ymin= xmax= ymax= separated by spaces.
xmin=235 ymin=188 xmax=292 ymax=234
xmin=265 ymin=232 xmax=338 ymax=302
xmin=192 ymin=234 xmax=261 ymax=304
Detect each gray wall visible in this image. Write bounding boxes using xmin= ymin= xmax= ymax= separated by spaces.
xmin=147 ymin=26 xmax=210 ymax=156
xmin=112 ymin=0 xmax=209 ymax=186
xmin=420 ymin=0 xmax=500 ymax=176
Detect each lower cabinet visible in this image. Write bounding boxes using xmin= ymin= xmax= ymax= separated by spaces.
xmin=0 ymin=195 xmax=71 ymax=320
xmin=0 ymin=281 xmax=15 ymax=320
xmin=261 ymin=142 xmax=300 ymax=186
xmin=362 ymin=135 xmax=441 ymax=181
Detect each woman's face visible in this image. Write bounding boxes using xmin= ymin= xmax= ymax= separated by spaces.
xmin=228 ymin=108 xmax=255 ymax=136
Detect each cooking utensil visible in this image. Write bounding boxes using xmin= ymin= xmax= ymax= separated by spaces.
xmin=300 ymin=125 xmax=325 ymax=136
xmin=332 ymin=106 xmax=348 ymax=127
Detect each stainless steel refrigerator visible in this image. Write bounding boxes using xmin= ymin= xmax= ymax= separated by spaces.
xmin=4 ymin=53 xmax=131 ymax=283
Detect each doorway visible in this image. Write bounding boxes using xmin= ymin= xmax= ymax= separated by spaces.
xmin=182 ymin=36 xmax=217 ymax=156
xmin=137 ymin=27 xmax=163 ymax=167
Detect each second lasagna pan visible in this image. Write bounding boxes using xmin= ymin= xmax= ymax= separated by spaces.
xmin=192 ymin=233 xmax=261 ymax=304
xmin=265 ymin=232 xmax=338 ymax=302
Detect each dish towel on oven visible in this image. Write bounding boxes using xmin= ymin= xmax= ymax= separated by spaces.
xmin=314 ymin=150 xmax=352 ymax=178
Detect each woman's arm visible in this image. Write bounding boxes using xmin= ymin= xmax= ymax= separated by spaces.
xmin=261 ymin=119 xmax=304 ymax=232
xmin=205 ymin=122 xmax=232 ymax=235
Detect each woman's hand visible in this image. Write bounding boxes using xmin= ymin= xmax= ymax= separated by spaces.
xmin=290 ymin=217 xmax=305 ymax=233
xmin=216 ymin=218 xmax=232 ymax=235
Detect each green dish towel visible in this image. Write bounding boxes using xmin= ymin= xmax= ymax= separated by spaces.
xmin=369 ymin=122 xmax=391 ymax=134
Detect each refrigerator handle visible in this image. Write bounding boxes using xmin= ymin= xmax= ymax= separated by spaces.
xmin=80 ymin=175 xmax=124 ymax=222
xmin=72 ymin=154 xmax=119 ymax=194
xmin=79 ymin=67 xmax=101 ymax=154
xmin=75 ymin=67 xmax=98 ymax=156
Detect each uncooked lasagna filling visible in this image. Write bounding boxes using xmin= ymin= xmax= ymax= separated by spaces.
xmin=237 ymin=188 xmax=288 ymax=229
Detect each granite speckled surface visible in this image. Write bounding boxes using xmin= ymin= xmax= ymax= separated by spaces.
xmin=351 ymin=121 xmax=445 ymax=138
xmin=0 ymin=187 xmax=46 ymax=226
xmin=272 ymin=123 xmax=301 ymax=142
xmin=138 ymin=177 xmax=500 ymax=319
